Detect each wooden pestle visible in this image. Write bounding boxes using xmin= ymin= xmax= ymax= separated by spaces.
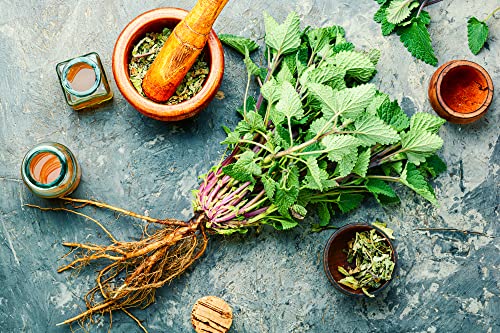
xmin=142 ymin=0 xmax=229 ymax=102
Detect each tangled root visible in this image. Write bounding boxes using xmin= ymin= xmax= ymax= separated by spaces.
xmin=28 ymin=199 xmax=208 ymax=332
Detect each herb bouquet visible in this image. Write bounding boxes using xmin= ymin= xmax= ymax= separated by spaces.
xmin=46 ymin=11 xmax=446 ymax=330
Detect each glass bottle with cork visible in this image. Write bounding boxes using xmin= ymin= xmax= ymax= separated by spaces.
xmin=56 ymin=52 xmax=113 ymax=110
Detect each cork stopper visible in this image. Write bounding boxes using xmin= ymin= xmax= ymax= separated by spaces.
xmin=191 ymin=296 xmax=233 ymax=333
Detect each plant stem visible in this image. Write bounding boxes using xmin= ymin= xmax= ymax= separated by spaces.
xmin=423 ymin=0 xmax=443 ymax=8
xmin=417 ymin=0 xmax=429 ymax=17
xmin=485 ymin=6 xmax=500 ymax=22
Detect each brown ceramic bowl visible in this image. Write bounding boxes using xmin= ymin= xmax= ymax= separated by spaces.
xmin=323 ymin=223 xmax=397 ymax=297
xmin=112 ymin=7 xmax=224 ymax=121
xmin=428 ymin=60 xmax=493 ymax=124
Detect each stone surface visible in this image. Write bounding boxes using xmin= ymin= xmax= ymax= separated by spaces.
xmin=0 ymin=0 xmax=498 ymax=332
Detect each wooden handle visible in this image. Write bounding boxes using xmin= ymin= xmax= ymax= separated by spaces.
xmin=142 ymin=0 xmax=229 ymax=102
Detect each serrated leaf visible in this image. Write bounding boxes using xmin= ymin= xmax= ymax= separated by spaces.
xmin=305 ymin=157 xmax=325 ymax=191
xmin=321 ymin=135 xmax=361 ymax=162
xmin=386 ymin=0 xmax=419 ymax=25
xmin=374 ymin=3 xmax=389 ymax=23
xmin=244 ymin=48 xmax=261 ymax=76
xmin=272 ymin=218 xmax=299 ymax=230
xmin=222 ymin=151 xmax=262 ymax=182
xmin=354 ymin=114 xmax=401 ymax=146
xmin=420 ymin=154 xmax=447 ymax=178
xmin=401 ymin=130 xmax=444 ymax=165
xmin=419 ymin=10 xmax=431 ymax=26
xmin=410 ymin=112 xmax=446 ymax=133
xmin=307 ymin=27 xmax=331 ymax=53
xmin=261 ymin=78 xmax=281 ymax=103
xmin=338 ymin=150 xmax=358 ymax=177
xmin=221 ymin=130 xmax=241 ymax=145
xmin=309 ymin=83 xmax=376 ymax=119
xmin=328 ymin=51 xmax=377 ymax=82
xmin=367 ymin=92 xmax=390 ymax=115
xmin=400 ymin=163 xmax=437 ymax=204
xmin=264 ymin=11 xmax=301 ymax=55
xmin=353 ymin=149 xmax=371 ymax=177
xmin=467 ymin=17 xmax=489 ymax=55
xmin=261 ymin=174 xmax=277 ymax=200
xmin=397 ymin=17 xmax=438 ymax=66
xmin=219 ymin=34 xmax=259 ymax=56
xmin=276 ymin=62 xmax=296 ymax=84
xmin=309 ymin=118 xmax=329 ymax=136
xmin=318 ymin=202 xmax=331 ymax=226
xmin=276 ymin=81 xmax=304 ymax=120
xmin=377 ymin=99 xmax=410 ymax=131
xmin=337 ymin=193 xmax=364 ymax=213
xmin=366 ymin=179 xmax=397 ymax=198
xmin=301 ymin=65 xmax=346 ymax=90
xmin=382 ymin=18 xmax=397 ymax=36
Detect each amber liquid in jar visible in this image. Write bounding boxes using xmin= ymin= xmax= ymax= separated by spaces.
xmin=66 ymin=62 xmax=97 ymax=92
xmin=29 ymin=152 xmax=62 ymax=185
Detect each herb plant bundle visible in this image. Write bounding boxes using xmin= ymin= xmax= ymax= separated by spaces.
xmin=50 ymin=11 xmax=446 ymax=330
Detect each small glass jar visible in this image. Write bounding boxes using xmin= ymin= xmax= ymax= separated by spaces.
xmin=21 ymin=142 xmax=81 ymax=199
xmin=56 ymin=52 xmax=113 ymax=110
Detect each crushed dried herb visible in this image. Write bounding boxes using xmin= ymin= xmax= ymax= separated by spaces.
xmin=338 ymin=226 xmax=395 ymax=297
xmin=129 ymin=28 xmax=209 ymax=105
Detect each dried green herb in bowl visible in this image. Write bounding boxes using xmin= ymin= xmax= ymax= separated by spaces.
xmin=338 ymin=226 xmax=396 ymax=297
xmin=128 ymin=28 xmax=209 ymax=105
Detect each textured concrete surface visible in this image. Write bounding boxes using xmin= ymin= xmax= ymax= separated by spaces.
xmin=0 ymin=0 xmax=498 ymax=332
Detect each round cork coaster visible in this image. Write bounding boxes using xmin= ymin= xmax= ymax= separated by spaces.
xmin=191 ymin=296 xmax=233 ymax=333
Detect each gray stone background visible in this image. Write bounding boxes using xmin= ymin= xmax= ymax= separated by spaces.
xmin=0 ymin=0 xmax=498 ymax=332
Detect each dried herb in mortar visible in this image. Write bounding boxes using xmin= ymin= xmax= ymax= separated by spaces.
xmin=338 ymin=225 xmax=395 ymax=297
xmin=129 ymin=28 xmax=209 ymax=105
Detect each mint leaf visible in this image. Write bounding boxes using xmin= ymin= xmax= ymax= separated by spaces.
xmin=354 ymin=114 xmax=400 ymax=146
xmin=397 ymin=17 xmax=438 ymax=66
xmin=337 ymin=193 xmax=364 ymax=213
xmin=420 ymin=154 xmax=447 ymax=178
xmin=322 ymin=135 xmax=361 ymax=163
xmin=244 ymin=48 xmax=261 ymax=76
xmin=262 ymin=174 xmax=277 ymax=200
xmin=377 ymin=99 xmax=410 ymax=131
xmin=318 ymin=202 xmax=331 ymax=226
xmin=264 ymin=11 xmax=301 ymax=55
xmin=222 ymin=151 xmax=262 ymax=182
xmin=309 ymin=83 xmax=376 ymax=119
xmin=261 ymin=78 xmax=281 ymax=103
xmin=386 ymin=0 xmax=419 ymax=25
xmin=305 ymin=157 xmax=325 ymax=191
xmin=276 ymin=81 xmax=304 ymax=120
xmin=219 ymin=34 xmax=259 ymax=56
xmin=410 ymin=112 xmax=446 ymax=133
xmin=401 ymin=130 xmax=444 ymax=165
xmin=366 ymin=179 xmax=397 ymax=198
xmin=338 ymin=150 xmax=358 ymax=177
xmin=353 ymin=148 xmax=371 ymax=177
xmin=467 ymin=17 xmax=489 ymax=55
xmin=329 ymin=51 xmax=377 ymax=82
xmin=400 ymin=163 xmax=437 ymax=204
xmin=291 ymin=204 xmax=307 ymax=219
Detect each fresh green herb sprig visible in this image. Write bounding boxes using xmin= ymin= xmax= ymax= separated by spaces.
xmin=128 ymin=28 xmax=209 ymax=105
xmin=195 ymin=11 xmax=447 ymax=234
xmin=468 ymin=6 xmax=500 ymax=55
xmin=338 ymin=226 xmax=395 ymax=297
xmin=373 ymin=0 xmax=441 ymax=66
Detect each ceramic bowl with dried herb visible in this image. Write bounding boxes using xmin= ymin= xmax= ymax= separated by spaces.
xmin=112 ymin=7 xmax=224 ymax=121
xmin=323 ymin=223 xmax=397 ymax=297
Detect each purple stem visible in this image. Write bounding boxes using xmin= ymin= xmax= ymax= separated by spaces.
xmin=243 ymin=206 xmax=269 ymax=218
xmin=240 ymin=190 xmax=265 ymax=210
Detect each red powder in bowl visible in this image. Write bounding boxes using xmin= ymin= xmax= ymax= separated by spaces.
xmin=440 ymin=66 xmax=489 ymax=114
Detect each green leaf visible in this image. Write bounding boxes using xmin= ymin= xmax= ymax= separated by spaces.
xmin=321 ymin=135 xmax=361 ymax=163
xmin=338 ymin=150 xmax=358 ymax=177
xmin=270 ymin=217 xmax=298 ymax=230
xmin=307 ymin=27 xmax=331 ymax=53
xmin=366 ymin=179 xmax=397 ymax=198
xmin=337 ymin=193 xmax=364 ymax=213
xmin=329 ymin=51 xmax=377 ymax=82
xmin=261 ymin=78 xmax=281 ymax=103
xmin=374 ymin=3 xmax=389 ymax=23
xmin=264 ymin=11 xmax=301 ymax=55
xmin=353 ymin=149 xmax=371 ymax=177
xmin=401 ymin=130 xmax=444 ymax=165
xmin=262 ymin=174 xmax=277 ymax=200
xmin=377 ymin=99 xmax=410 ymax=131
xmin=275 ymin=187 xmax=299 ymax=217
xmin=386 ymin=0 xmax=419 ymax=25
xmin=354 ymin=114 xmax=401 ymax=146
xmin=366 ymin=92 xmax=390 ymax=115
xmin=420 ymin=154 xmax=447 ymax=178
xmin=276 ymin=62 xmax=296 ymax=85
xmin=410 ymin=112 xmax=446 ymax=133
xmin=309 ymin=83 xmax=376 ymax=119
xmin=467 ymin=17 xmax=489 ymax=55
xmin=276 ymin=81 xmax=304 ymax=120
xmin=219 ymin=34 xmax=259 ymax=56
xmin=300 ymin=65 xmax=346 ymax=90
xmin=400 ymin=163 xmax=437 ymax=204
xmin=305 ymin=157 xmax=325 ymax=191
xmin=382 ymin=18 xmax=397 ymax=36
xmin=222 ymin=151 xmax=262 ymax=182
xmin=318 ymin=202 xmax=331 ymax=226
xmin=397 ymin=17 xmax=438 ymax=66
xmin=291 ymin=204 xmax=307 ymax=219
xmin=244 ymin=48 xmax=261 ymax=76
